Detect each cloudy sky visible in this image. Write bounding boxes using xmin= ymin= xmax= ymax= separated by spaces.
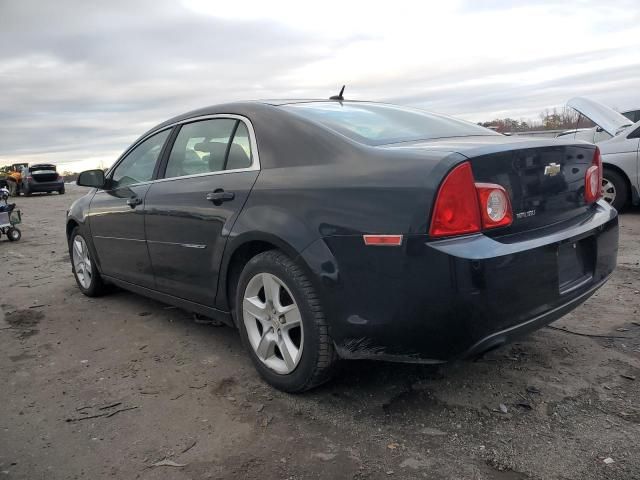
xmin=1 ymin=0 xmax=639 ymax=171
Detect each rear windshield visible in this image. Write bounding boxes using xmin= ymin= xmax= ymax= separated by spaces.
xmin=282 ymin=102 xmax=498 ymax=146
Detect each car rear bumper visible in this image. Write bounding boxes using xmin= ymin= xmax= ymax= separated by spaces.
xmin=460 ymin=273 xmax=609 ymax=359
xmin=300 ymin=201 xmax=618 ymax=363
xmin=26 ymin=180 xmax=64 ymax=192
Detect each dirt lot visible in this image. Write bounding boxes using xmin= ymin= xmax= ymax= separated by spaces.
xmin=1 ymin=185 xmax=639 ymax=480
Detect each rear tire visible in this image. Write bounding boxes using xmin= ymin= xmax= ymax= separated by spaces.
xmin=23 ymin=185 xmax=31 ymax=197
xmin=602 ymin=168 xmax=628 ymax=211
xmin=59 ymin=188 xmax=65 ymax=195
xmin=69 ymin=227 xmax=106 ymax=297
xmin=235 ymin=250 xmax=338 ymax=392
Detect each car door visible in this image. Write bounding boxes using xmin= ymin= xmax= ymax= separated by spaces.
xmin=89 ymin=128 xmax=171 ymax=288
xmin=144 ymin=116 xmax=259 ymax=306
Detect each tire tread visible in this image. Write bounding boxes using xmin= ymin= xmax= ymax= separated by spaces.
xmin=239 ymin=250 xmax=338 ymax=392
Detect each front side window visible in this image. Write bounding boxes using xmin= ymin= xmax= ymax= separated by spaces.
xmin=111 ymin=129 xmax=170 ymax=188
xmin=165 ymin=119 xmax=252 ymax=179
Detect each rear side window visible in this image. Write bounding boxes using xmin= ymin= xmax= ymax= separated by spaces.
xmin=164 ymin=119 xmax=252 ymax=178
xmin=111 ymin=129 xmax=170 ymax=188
xmin=282 ymin=102 xmax=499 ymax=146
xmin=226 ymin=122 xmax=252 ymax=170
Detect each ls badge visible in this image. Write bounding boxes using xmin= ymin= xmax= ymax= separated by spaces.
xmin=544 ymin=163 xmax=561 ymax=176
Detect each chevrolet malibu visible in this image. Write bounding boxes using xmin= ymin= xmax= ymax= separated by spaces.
xmin=67 ymin=100 xmax=618 ymax=392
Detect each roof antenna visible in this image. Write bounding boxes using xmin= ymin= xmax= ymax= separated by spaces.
xmin=330 ymin=85 xmax=345 ymax=101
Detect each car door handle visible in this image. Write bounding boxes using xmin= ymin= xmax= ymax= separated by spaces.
xmin=126 ymin=197 xmax=143 ymax=208
xmin=206 ymin=189 xmax=235 ymax=205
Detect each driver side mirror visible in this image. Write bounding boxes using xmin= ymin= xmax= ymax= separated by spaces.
xmin=77 ymin=169 xmax=106 ymax=189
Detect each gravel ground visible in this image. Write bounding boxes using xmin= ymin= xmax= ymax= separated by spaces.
xmin=1 ymin=185 xmax=639 ymax=480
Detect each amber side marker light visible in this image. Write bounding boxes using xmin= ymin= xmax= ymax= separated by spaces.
xmin=363 ymin=235 xmax=403 ymax=246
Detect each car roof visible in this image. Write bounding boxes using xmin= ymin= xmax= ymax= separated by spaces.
xmin=172 ymin=98 xmax=380 ymax=118
xmin=256 ymin=99 xmax=373 ymax=106
xmin=145 ymin=99 xmax=382 ymax=137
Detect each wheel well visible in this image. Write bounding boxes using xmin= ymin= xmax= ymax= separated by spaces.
xmin=66 ymin=220 xmax=79 ymax=240
xmin=603 ymin=163 xmax=631 ymax=201
xmin=225 ymin=240 xmax=278 ymax=322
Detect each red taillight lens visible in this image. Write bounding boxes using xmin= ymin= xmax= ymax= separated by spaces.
xmin=430 ymin=162 xmax=514 ymax=238
xmin=585 ymin=147 xmax=602 ymax=203
xmin=429 ymin=162 xmax=481 ymax=238
xmin=475 ymin=183 xmax=513 ymax=229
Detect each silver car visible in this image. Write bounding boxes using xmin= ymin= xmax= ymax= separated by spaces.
xmin=561 ymin=97 xmax=640 ymax=210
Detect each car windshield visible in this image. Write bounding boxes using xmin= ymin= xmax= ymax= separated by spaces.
xmin=282 ymin=102 xmax=499 ymax=146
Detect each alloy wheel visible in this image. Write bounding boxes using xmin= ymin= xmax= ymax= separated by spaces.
xmin=72 ymin=235 xmax=93 ymax=289
xmin=242 ymin=273 xmax=304 ymax=374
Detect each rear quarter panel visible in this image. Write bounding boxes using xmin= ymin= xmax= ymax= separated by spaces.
xmin=217 ymin=107 xmax=462 ymax=310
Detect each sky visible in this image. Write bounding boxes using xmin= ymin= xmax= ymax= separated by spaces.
xmin=0 ymin=0 xmax=639 ymax=172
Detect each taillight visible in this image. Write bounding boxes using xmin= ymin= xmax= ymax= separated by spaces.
xmin=475 ymin=183 xmax=513 ymax=229
xmin=429 ymin=162 xmax=513 ymax=238
xmin=429 ymin=162 xmax=481 ymax=237
xmin=585 ymin=147 xmax=602 ymax=203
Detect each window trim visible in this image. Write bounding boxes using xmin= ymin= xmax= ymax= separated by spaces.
xmin=101 ymin=114 xmax=260 ymax=190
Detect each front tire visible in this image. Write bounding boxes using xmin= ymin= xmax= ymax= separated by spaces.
xmin=602 ymin=168 xmax=628 ymax=211
xmin=236 ymin=250 xmax=337 ymax=392
xmin=69 ymin=228 xmax=106 ymax=297
xmin=7 ymin=227 xmax=21 ymax=241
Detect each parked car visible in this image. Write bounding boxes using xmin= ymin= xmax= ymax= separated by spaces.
xmin=561 ymin=98 xmax=640 ymax=210
xmin=68 ymin=100 xmax=618 ymax=392
xmin=2 ymin=163 xmax=65 ymax=196
xmin=18 ymin=163 xmax=65 ymax=196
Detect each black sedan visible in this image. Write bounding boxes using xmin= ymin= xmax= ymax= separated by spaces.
xmin=19 ymin=163 xmax=66 ymax=196
xmin=68 ymin=100 xmax=618 ymax=392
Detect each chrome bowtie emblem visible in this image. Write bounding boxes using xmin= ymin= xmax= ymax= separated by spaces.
xmin=544 ymin=163 xmax=561 ymax=176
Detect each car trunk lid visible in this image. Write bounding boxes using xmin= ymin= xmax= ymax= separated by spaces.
xmin=29 ymin=164 xmax=59 ymax=182
xmin=382 ymin=136 xmax=598 ymax=236
xmin=468 ymin=143 xmax=597 ymax=235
